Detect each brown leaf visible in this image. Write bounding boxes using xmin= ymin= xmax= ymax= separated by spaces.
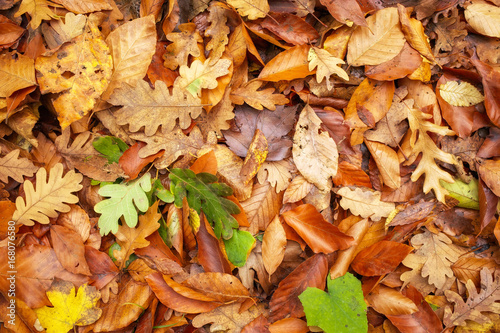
xmin=196 ymin=213 xmax=232 ymax=274
xmin=0 ymin=52 xmax=35 ymax=98
xmin=230 ymin=80 xmax=289 ymax=111
xmin=365 ymin=43 xmax=422 ymax=81
xmin=262 ymin=215 xmax=287 ymax=275
xmin=269 ymin=253 xmax=328 ymax=322
xmin=452 ymin=256 xmax=498 ymax=287
xmin=118 ymin=141 xmax=164 ymax=180
xmin=332 ymin=161 xmax=372 ymax=188
xmin=50 ymin=224 xmax=91 ymax=276
xmin=183 ymin=272 xmax=250 ymax=303
xmin=240 ymin=181 xmax=283 ymax=234
xmin=84 ymin=245 xmax=119 ymax=290
xmin=0 ymin=149 xmax=38 ymax=183
xmin=242 ymin=314 xmax=270 ymax=333
xmin=261 ymin=12 xmax=318 ymax=45
xmin=337 ymin=186 xmax=396 ymax=221
xmin=471 ymin=53 xmax=500 ymax=127
xmin=140 ymin=0 xmax=164 ymax=19
xmin=268 ymin=318 xmax=309 ymax=333
xmin=240 ymin=129 xmax=268 ymax=185
xmin=352 ymin=240 xmax=413 ymax=276
xmin=147 ymin=41 xmax=178 ymax=86
xmin=283 ymin=175 xmax=313 ymax=204
xmin=476 ymin=158 xmax=500 ymax=197
xmin=146 ymin=272 xmax=221 ymax=313
xmin=366 ymin=285 xmax=418 ymax=316
xmin=164 ymin=23 xmax=202 ymax=70
xmin=282 ymin=204 xmax=354 ymax=253
xmin=365 ymin=139 xmax=401 ymax=189
xmin=14 ymin=0 xmax=57 ymax=29
xmin=51 ymin=0 xmax=111 ymax=13
xmin=320 ymin=0 xmax=367 ymax=26
xmin=0 ymin=16 xmax=24 ymax=46
xmin=206 ymin=3 xmax=230 ymax=62
xmin=134 ymin=231 xmax=184 ymax=275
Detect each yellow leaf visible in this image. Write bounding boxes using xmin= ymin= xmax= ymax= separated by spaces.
xmin=227 ymin=0 xmax=269 ymax=20
xmin=108 ymin=80 xmax=202 ymax=136
xmin=50 ymin=0 xmax=112 ymax=14
xmin=164 ymin=23 xmax=203 ymax=70
xmin=13 ymin=163 xmax=83 ymax=226
xmin=177 ymin=58 xmax=232 ymax=98
xmin=337 ymin=187 xmax=395 ymax=221
xmin=364 ymin=139 xmax=401 ymax=189
xmin=397 ymin=4 xmax=436 ymax=65
xmin=262 ymin=215 xmax=286 ymax=275
xmin=35 ymin=21 xmax=112 ymax=128
xmin=41 ymin=12 xmax=86 ymax=49
xmin=439 ymin=80 xmax=484 ymax=107
xmin=258 ymin=45 xmax=314 ymax=82
xmin=34 ymin=281 xmax=101 ymax=333
xmin=230 ymin=80 xmax=289 ymax=110
xmin=308 ymin=46 xmax=348 ymax=90
xmin=257 ymin=160 xmax=293 ymax=193
xmin=283 ymin=175 xmax=313 ymax=204
xmin=15 ymin=0 xmax=58 ymax=29
xmin=102 ymin=15 xmax=156 ymax=100
xmin=0 ymin=52 xmax=36 ymax=98
xmin=293 ymin=105 xmax=338 ymax=191
xmin=206 ymin=4 xmax=230 ymax=63
xmin=347 ymin=7 xmax=405 ymax=66
xmin=465 ymin=3 xmax=500 ymax=38
xmin=0 ymin=149 xmax=38 ymax=183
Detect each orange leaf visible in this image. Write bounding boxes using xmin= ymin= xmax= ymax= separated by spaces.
xmin=269 ymin=253 xmax=328 ymax=322
xmin=366 ymin=285 xmax=418 ymax=316
xmin=183 ymin=272 xmax=250 ymax=303
xmin=258 ymin=45 xmax=314 ymax=82
xmin=190 ymin=150 xmax=218 ymax=175
xmin=268 ymin=318 xmax=309 ymax=333
xmin=119 ymin=141 xmax=164 ymax=180
xmin=262 ymin=215 xmax=287 ymax=275
xmin=352 ymin=240 xmax=413 ymax=276
xmin=50 ymin=224 xmax=91 ymax=276
xmin=282 ymin=204 xmax=354 ymax=253
xmin=196 ymin=214 xmax=232 ymax=274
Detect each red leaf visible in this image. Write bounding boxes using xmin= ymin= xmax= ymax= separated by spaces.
xmin=471 ymin=54 xmax=500 ymax=127
xmin=478 ymin=178 xmax=498 ymax=233
xmin=147 ymin=41 xmax=177 ymax=86
xmin=282 ymin=204 xmax=354 ymax=253
xmin=261 ymin=12 xmax=319 ymax=45
xmin=196 ymin=214 xmax=232 ymax=274
xmin=269 ymin=253 xmax=328 ymax=322
xmin=319 ymin=0 xmax=367 ymax=27
xmin=242 ymin=314 xmax=270 ymax=333
xmin=119 ymin=141 xmax=164 ymax=180
xmin=84 ymin=245 xmax=119 ymax=289
xmin=352 ymin=240 xmax=413 ymax=276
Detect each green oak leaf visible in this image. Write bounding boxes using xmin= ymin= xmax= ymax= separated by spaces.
xmin=92 ymin=136 xmax=128 ymax=163
xmin=169 ymin=168 xmax=239 ymax=239
xmin=440 ymin=178 xmax=479 ymax=210
xmin=299 ymin=273 xmax=367 ymax=333
xmin=223 ymin=229 xmax=255 ymax=267
xmin=94 ymin=173 xmax=152 ymax=235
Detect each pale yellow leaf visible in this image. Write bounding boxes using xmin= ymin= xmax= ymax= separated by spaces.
xmin=337 ymin=187 xmax=395 ymax=221
xmin=262 ymin=215 xmax=286 ymax=275
xmin=0 ymin=149 xmax=38 ymax=183
xmin=0 ymin=52 xmax=36 ymax=98
xmin=103 ymin=15 xmax=156 ymax=100
xmin=364 ymin=139 xmax=401 ymax=189
xmin=41 ymin=12 xmax=86 ymax=49
xmin=465 ymin=3 xmax=500 ymax=38
xmin=177 ymin=58 xmax=231 ymax=98
xmin=308 ymin=47 xmax=348 ymax=90
xmin=227 ymin=0 xmax=269 ymax=20
xmin=206 ymin=4 xmax=230 ymax=62
xmin=108 ymin=80 xmax=202 ymax=136
xmin=283 ymin=175 xmax=313 ymax=204
xmin=347 ymin=7 xmax=405 ymax=66
xmin=293 ymin=104 xmax=338 ymax=191
xmin=15 ymin=0 xmax=57 ymax=29
xmin=439 ymin=81 xmax=484 ymax=107
xmin=13 ymin=163 xmax=83 ymax=226
xmin=256 ymin=160 xmax=293 ymax=193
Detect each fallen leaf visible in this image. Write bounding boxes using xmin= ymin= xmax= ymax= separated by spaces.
xmin=308 ymin=47 xmax=348 ymax=90
xmin=366 ymin=285 xmax=418 ymax=316
xmin=164 ymin=23 xmax=202 ymax=70
xmin=51 ymin=0 xmax=112 ymax=14
xmin=50 ymin=224 xmax=91 ymax=275
xmin=258 ymin=45 xmax=314 ymax=82
xmin=283 ymin=175 xmax=313 ymax=204
xmin=0 ymin=149 xmax=38 ymax=183
xmin=262 ymin=215 xmax=286 ymax=275
xmin=227 ymin=0 xmax=269 ymax=20
xmin=464 ymin=3 xmax=500 ymax=38
xmin=439 ymin=81 xmax=484 ymax=107
xmin=351 ymin=240 xmax=413 ymax=276
xmin=319 ymin=0 xmax=367 ymax=27
xmin=41 ymin=12 xmax=86 ymax=49
xmin=261 ymin=12 xmax=319 ymax=45
xmin=177 ymin=58 xmax=232 ymax=98
xmin=183 ymin=272 xmax=250 ymax=303
xmin=14 ymin=0 xmax=57 ymax=29
xmin=34 ymin=281 xmax=101 ymax=333
xmin=230 ymin=80 xmax=289 ymax=111
xmin=337 ymin=187 xmax=395 ymax=221
xmin=0 ymin=52 xmax=36 ymax=98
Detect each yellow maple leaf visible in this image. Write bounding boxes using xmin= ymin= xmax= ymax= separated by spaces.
xmin=34 ymin=281 xmax=102 ymax=333
xmin=15 ymin=0 xmax=58 ymax=29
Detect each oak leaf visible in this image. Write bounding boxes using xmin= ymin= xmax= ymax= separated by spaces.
xmin=230 ymin=80 xmax=289 ymax=111
xmin=401 ymin=230 xmax=466 ymax=290
xmin=0 ymin=149 xmax=38 ymax=183
xmin=164 ymin=23 xmax=202 ymax=70
xmin=444 ymin=268 xmax=500 ymax=327
xmin=177 ymin=58 xmax=232 ymax=98
xmin=308 ymin=47 xmax=348 ymax=90
xmin=293 ymin=104 xmax=338 ymax=191
xmin=347 ymin=7 xmax=405 ymax=66
xmin=464 ymin=3 xmax=500 ymax=38
xmin=13 ymin=163 xmax=83 ymax=226
xmin=439 ymin=81 xmax=484 ymax=107
xmin=227 ymin=0 xmax=269 ymax=20
xmin=41 ymin=12 xmax=86 ymax=49
xmin=113 ymin=201 xmax=161 ymax=269
xmin=257 ymin=160 xmax=293 ymax=193
xmin=14 ymin=0 xmax=57 ymax=29
xmin=0 ymin=52 xmax=36 ymax=98
xmin=34 ymin=281 xmax=101 ymax=333
xmin=109 ymin=80 xmax=202 ymax=136
xmin=94 ymin=172 xmax=152 ymax=235
xmin=206 ymin=4 xmax=230 ymax=62
xmin=102 ymin=15 xmax=156 ymax=100
xmin=337 ymin=187 xmax=395 ymax=221
xmin=35 ymin=21 xmax=112 ymax=128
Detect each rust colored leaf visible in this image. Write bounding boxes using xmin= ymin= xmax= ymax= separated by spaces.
xmin=471 ymin=54 xmax=500 ymax=127
xmin=190 ymin=150 xmax=218 ymax=175
xmin=84 ymin=245 xmax=119 ymax=290
xmin=50 ymin=224 xmax=91 ymax=276
xmin=352 ymin=240 xmax=413 ymax=276
xmin=269 ymin=253 xmax=328 ymax=322
xmin=262 ymin=215 xmax=287 ymax=275
xmin=118 ymin=141 xmax=164 ymax=180
xmin=268 ymin=318 xmax=309 ymax=333
xmin=319 ymin=0 xmax=367 ymax=27
xmin=240 ymin=181 xmax=283 ymax=234
xmin=477 ymin=158 xmax=500 ymax=197
xmin=183 ymin=272 xmax=250 ymax=303
xmin=366 ymin=285 xmax=418 ymax=316
xmin=196 ymin=214 xmax=232 ymax=274
xmin=365 ymin=43 xmax=422 ymax=81
xmin=261 ymin=12 xmax=318 ymax=45
xmin=242 ymin=314 xmax=270 ymax=333
xmin=282 ymin=204 xmax=354 ymax=253
xmin=332 ymin=161 xmax=372 ymax=188
xmin=258 ymin=45 xmax=314 ymax=82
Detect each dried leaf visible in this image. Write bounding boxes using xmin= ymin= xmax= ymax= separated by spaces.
xmin=50 ymin=224 xmax=91 ymax=275
xmin=14 ymin=0 xmax=57 ymax=29
xmin=0 ymin=52 xmax=35 ymax=98
xmin=51 ymin=0 xmax=111 ymax=14
xmin=308 ymin=47 xmax=348 ymax=91
xmin=13 ymin=163 xmax=83 ymax=226
xmin=351 ymin=240 xmax=413 ymax=276
xmin=366 ymin=285 xmax=418 ymax=316
xmin=230 ymin=80 xmax=289 ymax=111
xmin=319 ymin=0 xmax=367 ymax=26
xmin=283 ymin=175 xmax=313 ymax=204
xmin=183 ymin=272 xmax=250 ymax=303
xmin=0 ymin=149 xmax=38 ymax=183
xmin=206 ymin=4 xmax=230 ymax=62
xmin=227 ymin=0 xmax=269 ymax=20
xmin=261 ymin=12 xmax=319 ymax=45
xmin=41 ymin=12 xmax=86 ymax=49
xmin=337 ymin=187 xmax=395 ymax=221
xmin=262 ymin=215 xmax=287 ymax=275
xmin=193 ymin=302 xmax=267 ymax=333
xmin=465 ymin=3 xmax=500 ymax=38
xmin=439 ymin=81 xmax=484 ymax=107
xmin=177 ymin=58 xmax=231 ymax=98
xmin=258 ymin=45 xmax=314 ymax=82
xmin=164 ymin=23 xmax=202 ymax=70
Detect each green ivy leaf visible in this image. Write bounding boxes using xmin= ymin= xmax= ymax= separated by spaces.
xmin=169 ymin=168 xmax=239 ymax=239
xmin=440 ymin=178 xmax=479 ymax=210
xmin=223 ymin=229 xmax=255 ymax=267
xmin=94 ymin=173 xmax=152 ymax=235
xmin=92 ymin=136 xmax=128 ymax=163
xmin=299 ymin=273 xmax=368 ymax=333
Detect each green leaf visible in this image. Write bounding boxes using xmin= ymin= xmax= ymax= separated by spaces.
xmin=149 ymin=179 xmax=175 ymax=204
xmin=299 ymin=273 xmax=368 ymax=333
xmin=94 ymin=173 xmax=152 ymax=235
xmin=223 ymin=229 xmax=255 ymax=267
xmin=168 ymin=168 xmax=240 ymax=239
xmin=440 ymin=178 xmax=479 ymax=210
xmin=92 ymin=136 xmax=128 ymax=163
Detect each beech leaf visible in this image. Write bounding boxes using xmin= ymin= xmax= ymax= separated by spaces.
xmin=439 ymin=81 xmax=484 ymax=107
xmin=299 ymin=273 xmax=368 ymax=333
xmin=0 ymin=52 xmax=36 ymax=98
xmin=440 ymin=178 xmax=479 ymax=210
xmin=464 ymin=3 xmax=500 ymax=38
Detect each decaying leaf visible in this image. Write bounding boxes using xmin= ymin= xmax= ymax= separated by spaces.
xmin=13 ymin=163 xmax=83 ymax=226
xmin=0 ymin=149 xmax=38 ymax=183
xmin=193 ymin=302 xmax=268 ymax=332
